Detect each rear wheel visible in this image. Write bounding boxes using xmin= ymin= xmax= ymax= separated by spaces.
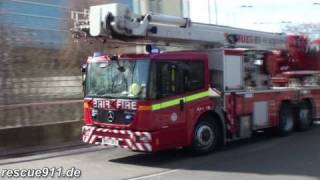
xmin=277 ymin=102 xmax=295 ymax=136
xmin=191 ymin=117 xmax=222 ymax=155
xmin=296 ymin=102 xmax=312 ymax=131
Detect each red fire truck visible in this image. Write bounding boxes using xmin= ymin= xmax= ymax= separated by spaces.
xmin=71 ymin=3 xmax=320 ymax=154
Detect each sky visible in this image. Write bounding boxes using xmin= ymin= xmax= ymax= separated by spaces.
xmin=189 ymin=0 xmax=320 ymax=33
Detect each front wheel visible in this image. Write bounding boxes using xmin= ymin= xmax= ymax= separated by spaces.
xmin=191 ymin=118 xmax=221 ymax=155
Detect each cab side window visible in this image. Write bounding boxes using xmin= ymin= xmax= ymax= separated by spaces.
xmin=153 ymin=60 xmax=204 ymax=99
xmin=183 ymin=61 xmax=204 ymax=91
xmin=156 ymin=62 xmax=183 ymax=98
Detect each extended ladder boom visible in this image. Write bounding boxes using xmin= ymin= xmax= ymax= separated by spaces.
xmin=71 ymin=3 xmax=287 ymax=50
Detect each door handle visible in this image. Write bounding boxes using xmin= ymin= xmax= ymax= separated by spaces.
xmin=179 ymin=99 xmax=184 ymax=111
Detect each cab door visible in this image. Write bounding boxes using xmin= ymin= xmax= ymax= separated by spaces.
xmin=151 ymin=61 xmax=186 ymax=147
xmin=151 ymin=59 xmax=207 ymax=148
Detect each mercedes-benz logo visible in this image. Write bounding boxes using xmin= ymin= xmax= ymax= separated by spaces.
xmin=107 ymin=111 xmax=115 ymax=122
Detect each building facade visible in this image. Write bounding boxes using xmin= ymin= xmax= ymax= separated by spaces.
xmin=0 ymin=0 xmax=69 ymax=48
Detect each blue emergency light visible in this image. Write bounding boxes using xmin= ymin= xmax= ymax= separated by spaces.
xmin=145 ymin=44 xmax=160 ymax=54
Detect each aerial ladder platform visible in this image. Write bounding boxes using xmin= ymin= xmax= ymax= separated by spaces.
xmin=70 ymin=3 xmax=287 ymax=50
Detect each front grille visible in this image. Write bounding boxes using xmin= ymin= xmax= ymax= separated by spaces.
xmin=94 ymin=109 xmax=135 ymax=124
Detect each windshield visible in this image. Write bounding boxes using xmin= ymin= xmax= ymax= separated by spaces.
xmin=85 ymin=60 xmax=150 ymax=99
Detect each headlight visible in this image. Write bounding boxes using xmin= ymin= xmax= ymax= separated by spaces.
xmin=123 ymin=111 xmax=135 ymax=123
xmin=125 ymin=114 xmax=133 ymax=120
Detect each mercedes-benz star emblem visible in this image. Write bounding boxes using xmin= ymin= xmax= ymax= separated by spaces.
xmin=107 ymin=111 xmax=115 ymax=122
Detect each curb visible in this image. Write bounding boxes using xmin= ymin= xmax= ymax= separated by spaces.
xmin=0 ymin=141 xmax=85 ymax=158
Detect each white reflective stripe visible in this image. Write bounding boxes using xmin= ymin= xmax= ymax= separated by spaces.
xmin=102 ymin=129 xmax=109 ymax=132
xmin=144 ymin=143 xmax=152 ymax=151
xmin=96 ymin=128 xmax=102 ymax=132
xmin=142 ymin=132 xmax=152 ymax=140
xmin=83 ymin=127 xmax=95 ymax=143
xmin=126 ymin=139 xmax=137 ymax=150
xmin=95 ymin=142 xmax=101 ymax=145
xmin=82 ymin=135 xmax=87 ymax=142
xmin=126 ymin=139 xmax=133 ymax=147
xmin=129 ymin=133 xmax=135 ymax=139
xmin=81 ymin=126 xmax=87 ymax=142
xmin=136 ymin=143 xmax=144 ymax=151
xmin=120 ymin=130 xmax=126 ymax=134
xmin=89 ymin=135 xmax=97 ymax=144
xmin=131 ymin=146 xmax=137 ymax=150
xmin=135 ymin=132 xmax=141 ymax=136
xmin=83 ymin=135 xmax=89 ymax=143
xmin=113 ymin=129 xmax=119 ymax=134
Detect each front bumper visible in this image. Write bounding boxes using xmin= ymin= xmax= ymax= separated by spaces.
xmin=82 ymin=125 xmax=153 ymax=152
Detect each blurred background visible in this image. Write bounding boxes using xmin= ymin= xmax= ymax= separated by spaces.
xmin=0 ymin=0 xmax=188 ymax=152
xmin=0 ymin=0 xmax=108 ymax=151
xmin=0 ymin=0 xmax=319 ymax=152
xmin=0 ymin=0 xmax=184 ymax=129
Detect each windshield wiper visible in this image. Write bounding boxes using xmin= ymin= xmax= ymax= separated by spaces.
xmin=99 ymin=94 xmax=118 ymax=98
xmin=86 ymin=93 xmax=116 ymax=98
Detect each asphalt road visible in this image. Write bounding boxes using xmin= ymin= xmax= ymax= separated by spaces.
xmin=1 ymin=123 xmax=320 ymax=180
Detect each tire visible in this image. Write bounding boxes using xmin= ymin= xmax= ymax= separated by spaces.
xmin=296 ymin=102 xmax=312 ymax=131
xmin=191 ymin=117 xmax=222 ymax=155
xmin=277 ymin=102 xmax=295 ymax=136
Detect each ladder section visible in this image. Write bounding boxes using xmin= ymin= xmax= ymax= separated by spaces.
xmin=71 ymin=3 xmax=287 ymax=50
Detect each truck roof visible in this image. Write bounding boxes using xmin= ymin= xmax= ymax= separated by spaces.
xmin=86 ymin=51 xmax=210 ymax=63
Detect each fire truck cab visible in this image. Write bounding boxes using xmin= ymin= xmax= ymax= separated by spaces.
xmin=82 ymin=51 xmax=216 ymax=152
